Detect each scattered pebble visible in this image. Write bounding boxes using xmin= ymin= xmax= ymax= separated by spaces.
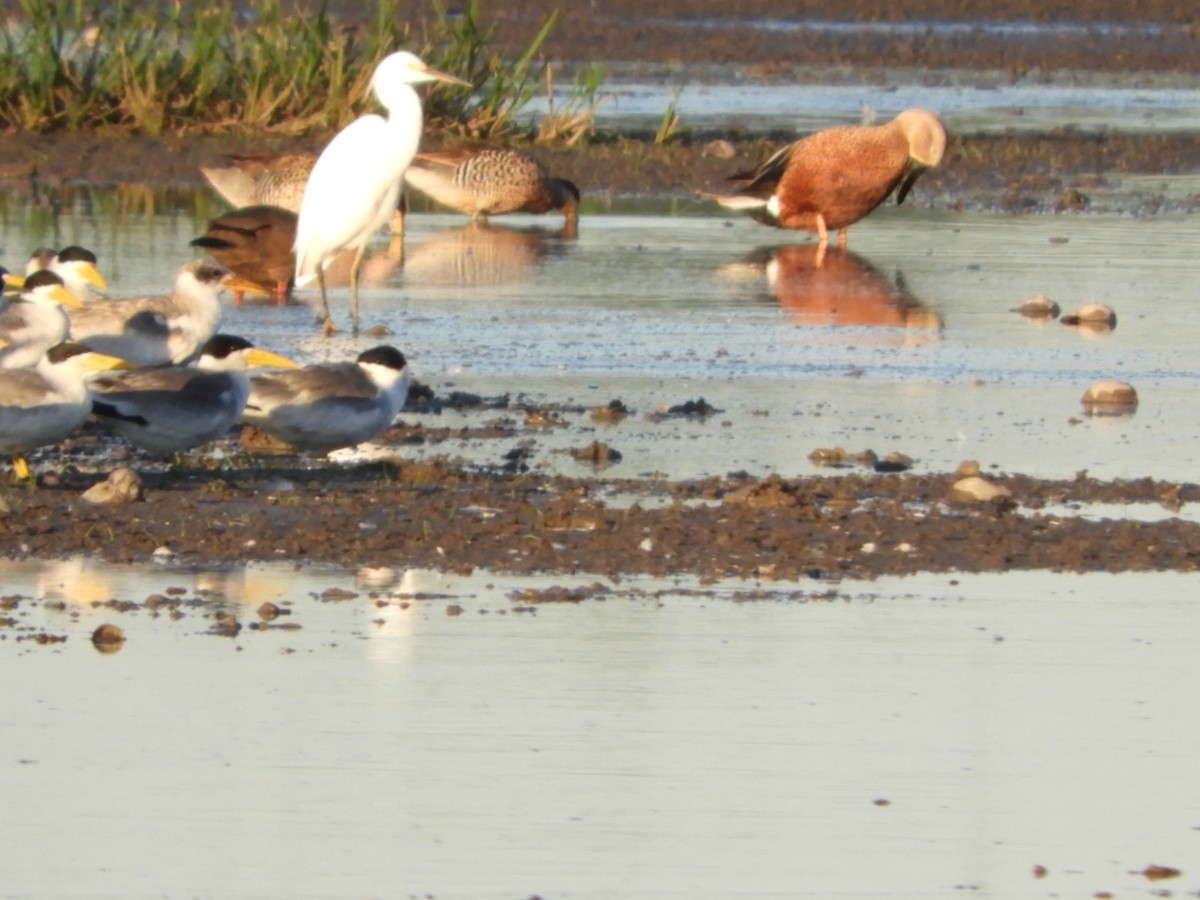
xmin=1015 ymin=294 xmax=1061 ymax=318
xmin=1082 ymin=379 xmax=1138 ymax=415
xmin=590 ymin=399 xmax=630 ymax=424
xmin=874 ymin=452 xmax=914 ymax=473
xmin=701 ymin=138 xmax=736 ymax=159
xmin=808 ymin=447 xmax=879 ymax=469
xmin=1138 ymin=864 xmax=1181 ymax=881
xmin=949 ymin=476 xmax=1013 ymax=505
xmin=91 ymin=623 xmax=125 ymax=653
xmin=955 ymin=460 xmax=982 ymax=478
xmin=1060 ymin=303 xmax=1116 ymax=330
xmin=80 ymin=467 xmax=143 ymax=506
xmin=257 ymin=602 xmax=284 ymax=621
xmin=571 ymin=441 xmax=622 ymax=466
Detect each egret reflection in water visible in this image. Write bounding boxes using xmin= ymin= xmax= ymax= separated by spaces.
xmin=398 ymin=221 xmax=575 ymax=289
xmin=723 ymin=244 xmax=942 ymax=336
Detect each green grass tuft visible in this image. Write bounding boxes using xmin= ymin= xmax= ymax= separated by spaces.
xmin=0 ymin=0 xmax=600 ymax=141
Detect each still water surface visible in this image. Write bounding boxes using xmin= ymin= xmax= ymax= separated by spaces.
xmin=1 ymin=559 xmax=1198 ymax=898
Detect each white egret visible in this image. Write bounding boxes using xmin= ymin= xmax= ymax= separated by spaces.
xmin=293 ymin=50 xmax=470 ymax=333
xmin=90 ymin=333 xmax=298 ymax=456
xmin=241 ymin=345 xmax=410 ymax=454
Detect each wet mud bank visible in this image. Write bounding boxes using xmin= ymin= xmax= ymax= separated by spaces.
xmin=6 ymin=129 xmax=1200 ymax=217
xmin=4 ymin=452 xmax=1199 ymax=578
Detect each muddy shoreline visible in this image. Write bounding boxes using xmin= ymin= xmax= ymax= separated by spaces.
xmin=4 ymin=451 xmax=1200 ymax=579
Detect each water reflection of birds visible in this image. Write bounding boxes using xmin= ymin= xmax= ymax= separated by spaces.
xmin=190 ymin=205 xmax=298 ymax=304
xmin=293 ymin=51 xmax=470 ymax=333
xmin=401 ymin=145 xmax=579 ymax=231
xmin=705 ymin=108 xmax=946 ymax=253
xmin=399 ymin=221 xmax=572 ymax=288
xmin=724 ymin=244 xmax=942 ymax=332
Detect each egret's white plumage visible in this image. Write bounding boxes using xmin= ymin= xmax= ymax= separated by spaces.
xmin=67 ymin=260 xmax=259 ymax=367
xmin=24 ymin=245 xmax=108 ymax=300
xmin=293 ymin=50 xmax=470 ymax=332
xmin=241 ymin=345 xmax=410 ymax=454
xmin=90 ymin=333 xmax=298 ymax=455
xmin=0 ymin=270 xmax=83 ymax=369
xmin=0 ymin=342 xmax=131 ymax=481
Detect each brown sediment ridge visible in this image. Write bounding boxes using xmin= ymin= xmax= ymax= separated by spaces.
xmin=5 ymin=129 xmax=1200 ymax=218
xmin=3 ymin=449 xmax=1198 ymax=577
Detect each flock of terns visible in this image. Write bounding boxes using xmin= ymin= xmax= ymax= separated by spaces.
xmin=0 ymin=49 xmax=946 ymax=484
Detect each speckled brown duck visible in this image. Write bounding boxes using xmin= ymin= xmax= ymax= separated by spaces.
xmin=201 ymin=151 xmax=411 ymax=236
xmin=190 ymin=205 xmax=298 ymax=304
xmin=200 ymin=152 xmax=314 ymax=214
xmin=707 ymin=108 xmax=946 ymax=250
xmin=401 ymin=146 xmax=580 ymax=230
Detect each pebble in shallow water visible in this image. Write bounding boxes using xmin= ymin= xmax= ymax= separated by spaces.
xmin=1060 ymin=303 xmax=1117 ymax=330
xmin=948 ymin=475 xmax=1013 ymax=505
xmin=1015 ymin=294 xmax=1061 ymax=318
xmin=1082 ymin=379 xmax=1138 ymax=415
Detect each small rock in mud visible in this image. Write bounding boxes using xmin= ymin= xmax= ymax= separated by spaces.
xmin=1138 ymin=864 xmax=1181 ymax=881
xmin=257 ymin=601 xmax=285 ymax=621
xmin=525 ymin=409 xmax=566 ymax=428
xmin=571 ymin=441 xmax=623 ymax=466
xmin=702 ymin=138 xmax=736 ymax=159
xmin=1060 ymin=303 xmax=1117 ymax=330
xmin=874 ymin=452 xmax=914 ymax=473
xmin=955 ymin=459 xmax=983 ymax=478
xmin=208 ymin=612 xmax=242 ymax=638
xmin=590 ymin=399 xmax=630 ymax=424
xmin=652 ymin=397 xmax=718 ymax=420
xmin=91 ymin=623 xmax=125 ymax=652
xmin=809 ymin=447 xmax=878 ymax=469
xmin=724 ymin=474 xmax=818 ymax=512
xmin=80 ymin=467 xmax=143 ymax=506
xmin=1055 ymin=188 xmax=1090 ymax=211
xmin=239 ymin=424 xmax=294 ymax=454
xmin=319 ymin=587 xmax=358 ymax=602
xmin=1082 ymin=379 xmax=1138 ymax=415
xmin=949 ymin=476 xmax=1014 ymax=505
xmin=1015 ymin=294 xmax=1061 ymax=318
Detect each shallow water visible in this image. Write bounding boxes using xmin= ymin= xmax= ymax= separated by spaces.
xmin=525 ymin=68 xmax=1200 ymax=134
xmin=4 ymin=188 xmax=1198 ymax=482
xmin=1 ymin=558 xmax=1198 ymax=898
